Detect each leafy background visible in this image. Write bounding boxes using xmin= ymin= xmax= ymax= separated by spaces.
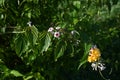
xmin=0 ymin=0 xmax=120 ymax=80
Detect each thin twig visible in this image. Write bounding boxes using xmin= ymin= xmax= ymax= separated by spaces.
xmin=98 ymin=69 xmax=110 ymax=80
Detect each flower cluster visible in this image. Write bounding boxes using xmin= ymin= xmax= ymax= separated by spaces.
xmin=48 ymin=27 xmax=61 ymax=38
xmin=88 ymin=45 xmax=106 ymax=71
xmin=88 ymin=45 xmax=101 ymax=63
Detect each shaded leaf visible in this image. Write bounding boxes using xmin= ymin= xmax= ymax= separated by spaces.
xmin=15 ymin=34 xmax=28 ymax=56
xmin=110 ymin=3 xmax=120 ymax=16
xmin=78 ymin=43 xmax=92 ymax=69
xmin=54 ymin=41 xmax=67 ymax=61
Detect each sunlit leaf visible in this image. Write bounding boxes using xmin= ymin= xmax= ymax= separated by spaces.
xmin=10 ymin=70 xmax=23 ymax=77
xmin=39 ymin=32 xmax=47 ymax=41
xmin=0 ymin=0 xmax=4 ymax=5
xmin=26 ymin=26 xmax=38 ymax=45
xmin=73 ymin=1 xmax=81 ymax=9
xmin=41 ymin=33 xmax=51 ymax=53
xmin=24 ymin=75 xmax=33 ymax=80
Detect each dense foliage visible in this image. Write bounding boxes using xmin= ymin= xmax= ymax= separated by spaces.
xmin=0 ymin=0 xmax=120 ymax=80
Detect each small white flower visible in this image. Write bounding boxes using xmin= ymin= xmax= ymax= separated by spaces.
xmin=48 ymin=27 xmax=54 ymax=32
xmin=71 ymin=30 xmax=79 ymax=35
xmin=91 ymin=62 xmax=106 ymax=71
xmin=55 ymin=26 xmax=61 ymax=30
xmin=98 ymin=63 xmax=106 ymax=71
xmin=91 ymin=62 xmax=98 ymax=71
xmin=54 ymin=32 xmax=60 ymax=38
xmin=71 ymin=30 xmax=75 ymax=35
xmin=27 ymin=21 xmax=32 ymax=27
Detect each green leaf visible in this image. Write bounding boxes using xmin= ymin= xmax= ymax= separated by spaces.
xmin=24 ymin=75 xmax=33 ymax=80
xmin=54 ymin=41 xmax=67 ymax=61
xmin=0 ymin=0 xmax=4 ymax=5
xmin=10 ymin=70 xmax=23 ymax=77
xmin=69 ymin=45 xmax=75 ymax=57
xmin=41 ymin=33 xmax=51 ymax=53
xmin=38 ymin=32 xmax=47 ymax=53
xmin=110 ymin=3 xmax=120 ymax=16
xmin=26 ymin=26 xmax=38 ymax=45
xmin=15 ymin=34 xmax=28 ymax=56
xmin=0 ymin=64 xmax=9 ymax=72
xmin=73 ymin=1 xmax=81 ymax=9
xmin=26 ymin=0 xmax=39 ymax=4
xmin=78 ymin=43 xmax=92 ymax=70
xmin=28 ymin=12 xmax=31 ymax=18
xmin=39 ymin=32 xmax=46 ymax=41
xmin=30 ymin=26 xmax=38 ymax=44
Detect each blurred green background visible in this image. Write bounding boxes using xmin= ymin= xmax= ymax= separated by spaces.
xmin=0 ymin=0 xmax=120 ymax=80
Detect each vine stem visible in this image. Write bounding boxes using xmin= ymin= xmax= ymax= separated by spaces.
xmin=98 ymin=69 xmax=110 ymax=80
